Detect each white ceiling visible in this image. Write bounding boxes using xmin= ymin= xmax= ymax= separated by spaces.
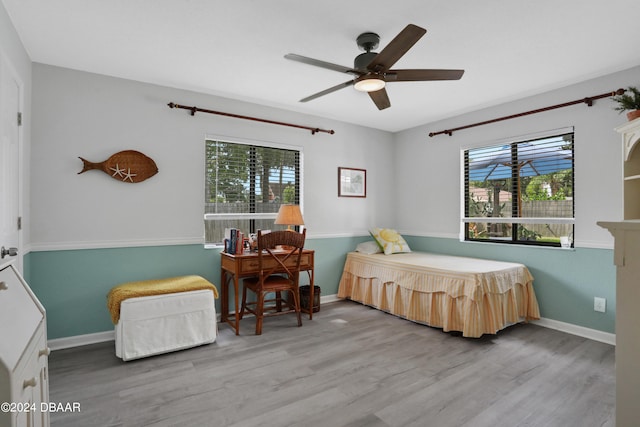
xmin=3 ymin=0 xmax=640 ymax=132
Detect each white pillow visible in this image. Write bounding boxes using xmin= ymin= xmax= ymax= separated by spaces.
xmin=369 ymin=228 xmax=411 ymax=255
xmin=355 ymin=240 xmax=382 ymax=254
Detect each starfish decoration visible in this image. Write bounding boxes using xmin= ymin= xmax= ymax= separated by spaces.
xmin=110 ymin=164 xmax=125 ymax=177
xmin=123 ymin=168 xmax=137 ymax=183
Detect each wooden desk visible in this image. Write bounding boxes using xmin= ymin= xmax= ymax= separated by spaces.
xmin=220 ymin=249 xmax=315 ymax=335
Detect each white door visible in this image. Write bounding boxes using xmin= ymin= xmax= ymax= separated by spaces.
xmin=0 ymin=54 xmax=21 ymax=270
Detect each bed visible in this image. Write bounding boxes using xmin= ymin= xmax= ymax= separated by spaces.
xmin=338 ymin=251 xmax=540 ymax=337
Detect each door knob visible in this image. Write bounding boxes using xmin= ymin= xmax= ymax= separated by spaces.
xmin=0 ymin=246 xmax=18 ymax=259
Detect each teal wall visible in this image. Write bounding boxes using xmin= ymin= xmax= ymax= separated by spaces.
xmin=25 ymin=234 xmax=614 ymax=340
xmin=25 ymin=236 xmax=368 ymax=340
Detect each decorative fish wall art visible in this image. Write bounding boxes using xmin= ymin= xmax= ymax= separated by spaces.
xmin=78 ymin=150 xmax=158 ymax=183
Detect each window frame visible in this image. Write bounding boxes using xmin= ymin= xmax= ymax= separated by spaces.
xmin=204 ymin=136 xmax=303 ymax=246
xmin=461 ymin=129 xmax=575 ymax=248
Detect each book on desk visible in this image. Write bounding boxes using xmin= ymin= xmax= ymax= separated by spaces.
xmin=224 ymin=228 xmax=249 ymax=255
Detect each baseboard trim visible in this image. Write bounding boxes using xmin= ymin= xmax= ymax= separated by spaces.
xmin=532 ymin=317 xmax=615 ymax=346
xmin=49 ymin=330 xmax=115 ymax=351
xmin=48 ymin=296 xmax=615 ymax=350
xmin=49 ymin=294 xmax=342 ymax=351
xmin=321 ymin=294 xmax=341 ymax=304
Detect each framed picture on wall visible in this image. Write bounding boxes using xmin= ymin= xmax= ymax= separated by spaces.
xmin=338 ymin=167 xmax=366 ymax=197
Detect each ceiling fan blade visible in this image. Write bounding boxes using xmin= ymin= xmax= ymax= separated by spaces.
xmin=367 ymin=24 xmax=427 ymax=72
xmin=300 ymin=80 xmax=355 ymax=102
xmin=388 ymin=69 xmax=465 ymax=81
xmin=285 ymin=53 xmax=360 ymax=75
xmin=368 ymin=88 xmax=391 ymax=110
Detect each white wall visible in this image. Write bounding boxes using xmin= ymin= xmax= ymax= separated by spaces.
xmin=25 ymin=41 xmax=639 ymax=253
xmin=30 ymin=64 xmax=395 ymax=249
xmin=394 ymin=66 xmax=640 ymax=248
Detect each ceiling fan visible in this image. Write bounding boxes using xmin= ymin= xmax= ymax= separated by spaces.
xmin=284 ymin=24 xmax=464 ymax=110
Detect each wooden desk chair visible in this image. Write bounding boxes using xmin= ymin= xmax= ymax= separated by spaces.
xmin=239 ymin=229 xmax=306 ymax=335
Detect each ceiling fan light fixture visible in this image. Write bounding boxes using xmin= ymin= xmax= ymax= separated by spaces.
xmin=285 ymin=24 xmax=464 ymax=109
xmin=354 ymin=76 xmax=385 ymax=92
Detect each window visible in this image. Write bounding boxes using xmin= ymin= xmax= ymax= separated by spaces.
xmin=463 ymin=131 xmax=574 ymax=247
xmin=204 ymin=138 xmax=302 ymax=245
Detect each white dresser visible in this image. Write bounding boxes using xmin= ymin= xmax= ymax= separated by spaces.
xmin=595 ymin=117 xmax=640 ymax=427
xmin=598 ymin=221 xmax=640 ymax=427
xmin=0 ymin=260 xmax=50 ymax=427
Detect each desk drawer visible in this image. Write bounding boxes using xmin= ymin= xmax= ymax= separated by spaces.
xmin=241 ymin=253 xmax=311 ymax=273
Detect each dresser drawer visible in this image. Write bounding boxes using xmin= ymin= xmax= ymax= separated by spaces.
xmin=13 ymin=323 xmax=44 ymax=397
xmin=0 ymin=262 xmax=49 ymax=427
xmin=240 ymin=253 xmax=311 ymax=273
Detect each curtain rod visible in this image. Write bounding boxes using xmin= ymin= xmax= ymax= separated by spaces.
xmin=428 ymin=88 xmax=625 ymax=138
xmin=167 ymin=102 xmax=335 ymax=135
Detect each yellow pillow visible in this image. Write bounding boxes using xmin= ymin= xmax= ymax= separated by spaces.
xmin=370 ymin=228 xmax=411 ymax=255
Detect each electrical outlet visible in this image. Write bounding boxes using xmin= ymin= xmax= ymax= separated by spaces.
xmin=594 ymin=297 xmax=606 ymax=313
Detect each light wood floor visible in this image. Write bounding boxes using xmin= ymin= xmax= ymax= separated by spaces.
xmin=48 ymin=301 xmax=615 ymax=427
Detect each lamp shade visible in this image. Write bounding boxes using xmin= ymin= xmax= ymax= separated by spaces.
xmin=274 ymin=204 xmax=304 ymax=227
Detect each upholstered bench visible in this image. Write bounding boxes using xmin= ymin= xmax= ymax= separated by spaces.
xmin=107 ymin=275 xmax=219 ymax=361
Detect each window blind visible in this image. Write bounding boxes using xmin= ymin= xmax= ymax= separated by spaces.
xmin=463 ymin=132 xmax=574 ymax=246
xmin=204 ymin=139 xmax=302 ymax=245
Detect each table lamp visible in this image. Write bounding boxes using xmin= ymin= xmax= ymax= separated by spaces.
xmin=274 ymin=204 xmax=304 ymax=231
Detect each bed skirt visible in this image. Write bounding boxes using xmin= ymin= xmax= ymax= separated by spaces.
xmin=337 ymin=252 xmax=540 ymax=338
xmin=115 ymin=289 xmax=217 ymax=361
